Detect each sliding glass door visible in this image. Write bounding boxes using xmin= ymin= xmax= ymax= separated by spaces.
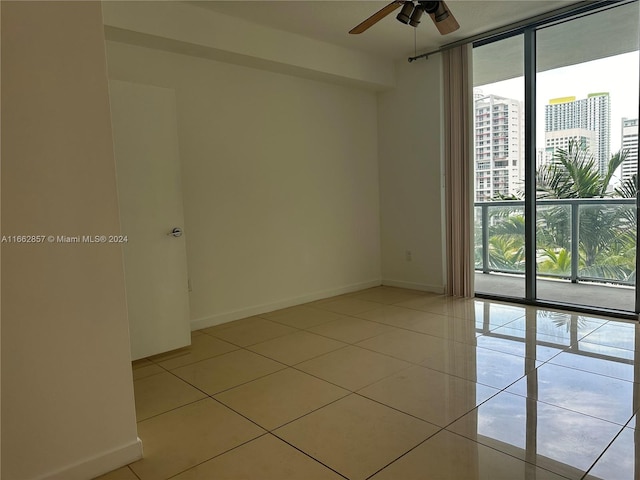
xmin=535 ymin=4 xmax=639 ymax=311
xmin=473 ymin=1 xmax=640 ymax=316
xmin=473 ymin=35 xmax=526 ymax=299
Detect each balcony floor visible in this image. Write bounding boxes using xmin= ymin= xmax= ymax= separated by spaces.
xmin=475 ymin=272 xmax=637 ymax=314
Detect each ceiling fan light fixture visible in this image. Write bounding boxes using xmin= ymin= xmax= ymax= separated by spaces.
xmin=396 ymin=1 xmax=415 ymax=25
xmin=434 ymin=8 xmax=449 ymax=22
xmin=409 ymin=6 xmax=423 ymax=27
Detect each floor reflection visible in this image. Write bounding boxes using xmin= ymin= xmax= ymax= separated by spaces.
xmin=448 ymin=391 xmax=622 ymax=479
xmin=459 ymin=304 xmax=640 ymax=479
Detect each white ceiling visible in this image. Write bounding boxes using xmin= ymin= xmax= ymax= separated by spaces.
xmin=191 ymin=1 xmax=574 ymax=60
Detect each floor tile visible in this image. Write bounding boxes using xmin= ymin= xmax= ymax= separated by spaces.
xmin=116 ymin=288 xmax=638 ymax=480
xmin=132 ymin=358 xmax=154 ymax=369
xmin=198 ymin=318 xmax=244 ymax=333
xmin=425 ymin=344 xmax=540 ymax=390
xmin=311 ymin=296 xmax=381 ymax=315
xmin=499 ymin=310 xmax=606 ymax=342
xmin=172 ymin=349 xmax=286 ymax=395
xmin=247 ymin=331 xmax=346 ymax=365
xmin=130 ymin=399 xmax=264 ymax=480
xmin=447 ymin=391 xmax=623 ymax=479
xmin=370 ymin=430 xmax=568 ymax=480
xmin=133 ymin=371 xmax=206 ymax=421
xmin=475 ymin=330 xmax=566 ymax=362
xmin=132 ymin=363 xmax=165 ymax=381
xmin=215 ymin=368 xmax=349 ymax=430
xmin=359 ymin=302 xmax=523 ymax=342
xmin=394 ymin=295 xmax=476 ymax=319
xmin=296 ymin=345 xmax=411 ymax=391
xmin=506 ymin=363 xmax=637 ymax=425
xmin=356 ymin=305 xmax=447 ymax=329
xmin=471 ymin=301 xmax=528 ymax=329
xmin=357 ymin=305 xmax=481 ymax=344
xmin=307 ymin=315 xmax=397 ymax=343
xmin=626 ymin=414 xmax=636 ymax=429
xmin=579 ymin=321 xmax=639 ymax=352
xmin=549 ymin=342 xmax=635 ymax=382
xmin=150 ymin=333 xmax=238 ymax=370
xmin=357 ymin=329 xmax=532 ymax=389
xmin=203 ymin=316 xmax=297 ymax=347
xmin=389 ymin=313 xmax=486 ymax=344
xmin=93 ymin=466 xmax=138 ymax=480
xmin=350 ymin=286 xmax=429 ymax=305
xmin=585 ymin=427 xmax=639 ymax=480
xmin=261 ymin=305 xmax=346 ymax=329
xmin=274 ymin=394 xmax=439 ymax=480
xmin=487 ymin=324 xmax=574 ymax=350
xmin=171 ymin=434 xmax=344 ymax=480
xmin=356 ymin=328 xmax=453 ymax=364
xmin=358 ymin=365 xmax=499 ymax=427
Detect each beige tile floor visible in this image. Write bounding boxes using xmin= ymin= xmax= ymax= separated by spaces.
xmin=96 ymin=287 xmax=640 ymax=480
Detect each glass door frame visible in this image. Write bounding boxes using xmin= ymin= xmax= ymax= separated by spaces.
xmin=473 ymin=0 xmax=640 ymax=319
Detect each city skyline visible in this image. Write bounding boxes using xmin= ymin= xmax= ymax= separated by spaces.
xmin=621 ymin=118 xmax=639 ymax=183
xmin=473 ymin=93 xmax=524 ymax=201
xmin=475 ymin=51 xmax=639 ymax=154
xmin=544 ymin=93 xmax=611 ymax=176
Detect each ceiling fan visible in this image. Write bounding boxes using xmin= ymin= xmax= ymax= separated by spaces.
xmin=349 ymin=1 xmax=459 ymax=35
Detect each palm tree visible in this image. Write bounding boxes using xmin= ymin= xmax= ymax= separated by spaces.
xmin=538 ymin=247 xmax=571 ymax=275
xmin=536 ymin=140 xmax=626 ymax=199
xmin=481 ymin=141 xmax=635 ymax=280
xmin=537 ymin=140 xmax=632 ymax=277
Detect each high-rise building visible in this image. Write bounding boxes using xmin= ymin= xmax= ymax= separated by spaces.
xmin=544 ymin=93 xmax=611 ymax=175
xmin=474 ymin=94 xmax=524 ymax=201
xmin=544 ymin=128 xmax=597 ymax=165
xmin=621 ymin=117 xmax=638 ymax=183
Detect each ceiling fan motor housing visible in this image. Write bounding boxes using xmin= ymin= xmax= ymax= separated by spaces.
xmin=350 ymin=0 xmax=458 ymax=35
xmin=420 ymin=1 xmax=450 ymax=22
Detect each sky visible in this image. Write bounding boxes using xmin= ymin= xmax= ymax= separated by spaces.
xmin=474 ymin=51 xmax=639 ymax=153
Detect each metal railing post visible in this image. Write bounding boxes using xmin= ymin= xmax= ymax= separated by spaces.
xmin=571 ymin=201 xmax=579 ymax=283
xmin=482 ymin=204 xmax=489 ymax=273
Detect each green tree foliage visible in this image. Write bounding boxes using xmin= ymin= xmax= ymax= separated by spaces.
xmin=481 ymin=140 xmax=635 ymax=283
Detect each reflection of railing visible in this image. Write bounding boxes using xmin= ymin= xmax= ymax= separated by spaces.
xmin=475 ymin=303 xmax=636 ymax=366
xmin=475 ymin=198 xmax=636 ymax=285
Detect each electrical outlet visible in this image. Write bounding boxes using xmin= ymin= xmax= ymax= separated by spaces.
xmin=405 ymin=250 xmax=412 ymax=262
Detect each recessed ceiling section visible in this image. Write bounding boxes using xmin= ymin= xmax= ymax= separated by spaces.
xmin=102 ymin=1 xmax=396 ymax=91
xmin=190 ymin=1 xmax=574 ymax=60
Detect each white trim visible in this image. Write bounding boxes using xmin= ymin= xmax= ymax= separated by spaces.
xmin=37 ymin=438 xmax=142 ymax=480
xmin=190 ymin=279 xmax=382 ymax=330
xmin=382 ymin=278 xmax=445 ymax=294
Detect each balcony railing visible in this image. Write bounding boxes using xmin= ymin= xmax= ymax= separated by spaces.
xmin=475 ymin=198 xmax=637 ymax=286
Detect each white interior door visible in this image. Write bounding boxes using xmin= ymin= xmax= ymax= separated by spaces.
xmin=109 ymin=79 xmax=191 ymax=360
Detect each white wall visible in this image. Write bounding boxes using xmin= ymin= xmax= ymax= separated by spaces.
xmin=378 ymin=57 xmax=446 ymax=293
xmin=105 ymin=41 xmax=382 ymax=328
xmin=1 ymin=2 xmax=141 ymax=479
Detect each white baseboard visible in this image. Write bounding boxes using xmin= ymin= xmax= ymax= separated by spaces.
xmin=190 ymin=278 xmax=382 ymax=330
xmin=382 ymin=278 xmax=445 ymax=294
xmin=38 ymin=438 xmax=143 ymax=480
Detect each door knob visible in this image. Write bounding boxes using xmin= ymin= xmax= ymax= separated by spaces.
xmin=168 ymin=227 xmax=183 ymax=237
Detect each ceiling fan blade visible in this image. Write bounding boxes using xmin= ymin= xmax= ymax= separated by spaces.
xmin=349 ymin=1 xmax=405 ymax=34
xmin=427 ymin=0 xmax=460 ymax=35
